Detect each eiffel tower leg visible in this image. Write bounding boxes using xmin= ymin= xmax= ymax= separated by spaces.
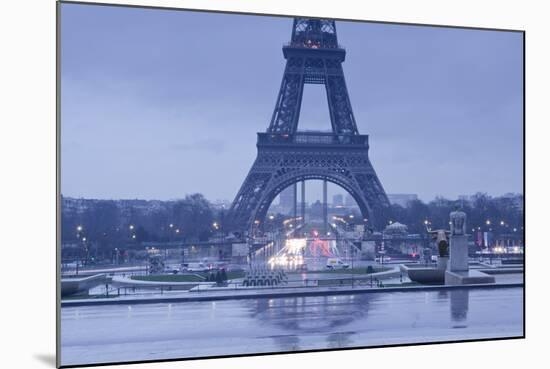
xmin=228 ymin=145 xmax=390 ymax=235
xmin=323 ymin=179 xmax=328 ymax=235
xmin=301 ymin=180 xmax=306 ymax=225
xmin=293 ymin=182 xmax=298 ymax=230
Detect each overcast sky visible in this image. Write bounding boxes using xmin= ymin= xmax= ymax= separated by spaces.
xmin=60 ymin=3 xmax=523 ymax=203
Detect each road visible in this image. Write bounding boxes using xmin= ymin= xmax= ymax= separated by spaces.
xmin=60 ymin=287 xmax=523 ymax=366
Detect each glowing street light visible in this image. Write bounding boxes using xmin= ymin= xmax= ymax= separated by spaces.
xmin=500 ymin=220 xmax=505 ymax=226
xmin=76 ymin=225 xmax=83 ymax=232
xmin=169 ymin=223 xmax=174 ymax=228
xmin=485 ymin=220 xmax=491 ymax=225
xmin=424 ymin=220 xmax=429 ymax=225
xmin=132 ymin=234 xmax=136 ymax=239
xmin=129 ymin=224 xmax=135 ymax=230
xmin=175 ymin=229 xmax=180 ymax=234
xmin=269 ymin=215 xmax=275 ymax=220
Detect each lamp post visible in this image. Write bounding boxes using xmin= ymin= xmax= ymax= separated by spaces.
xmin=351 ymin=243 xmax=355 ymax=289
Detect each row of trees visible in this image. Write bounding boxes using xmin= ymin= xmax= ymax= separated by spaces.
xmin=62 ymin=194 xmax=215 ymax=253
xmin=366 ymin=193 xmax=523 ymax=235
xmin=62 ymin=192 xmax=523 ymax=262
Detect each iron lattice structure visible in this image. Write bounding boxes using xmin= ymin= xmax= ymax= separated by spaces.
xmin=228 ymin=18 xmax=390 ymax=232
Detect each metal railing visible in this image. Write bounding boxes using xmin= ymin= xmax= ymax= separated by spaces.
xmin=283 ymin=41 xmax=345 ymax=50
xmin=258 ymin=132 xmax=368 ymax=146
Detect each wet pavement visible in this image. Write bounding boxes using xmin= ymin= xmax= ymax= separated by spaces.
xmin=61 ymin=286 xmax=523 ymax=366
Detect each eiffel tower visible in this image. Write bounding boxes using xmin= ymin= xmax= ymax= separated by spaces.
xmin=228 ymin=18 xmax=390 ymax=233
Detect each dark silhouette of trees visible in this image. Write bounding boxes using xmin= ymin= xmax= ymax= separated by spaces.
xmin=172 ymin=194 xmax=214 ymax=241
xmin=61 ymin=192 xmax=523 ymax=263
xmin=386 ymin=193 xmax=523 ymax=236
xmin=61 ymin=193 xmax=216 ymax=262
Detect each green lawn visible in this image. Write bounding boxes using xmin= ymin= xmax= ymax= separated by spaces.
xmin=132 ymin=274 xmax=205 ymax=282
xmin=289 ymin=266 xmax=392 ymax=275
xmin=62 ymin=293 xmax=118 ymax=300
xmin=131 ymin=270 xmax=246 ymax=283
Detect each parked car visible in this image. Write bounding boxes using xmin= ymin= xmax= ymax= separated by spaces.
xmin=181 ymin=262 xmax=209 ymax=272
xmin=164 ymin=265 xmax=179 ymax=274
xmin=326 ymin=258 xmax=350 ymax=270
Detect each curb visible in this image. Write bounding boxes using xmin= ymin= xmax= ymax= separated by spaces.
xmin=61 ymin=282 xmax=523 ymax=307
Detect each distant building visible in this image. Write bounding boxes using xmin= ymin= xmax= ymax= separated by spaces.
xmin=387 ymin=193 xmax=418 ymax=207
xmin=279 ymin=186 xmax=296 ymax=213
xmin=310 ymin=200 xmax=323 ymax=219
xmin=332 ymin=194 xmax=344 ymax=207
xmin=344 ymin=193 xmax=356 ymax=207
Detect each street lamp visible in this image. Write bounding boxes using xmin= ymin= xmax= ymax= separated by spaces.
xmin=129 ymin=224 xmax=135 ymax=230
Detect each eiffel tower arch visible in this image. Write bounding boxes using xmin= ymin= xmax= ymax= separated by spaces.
xmin=228 ymin=18 xmax=390 ymax=232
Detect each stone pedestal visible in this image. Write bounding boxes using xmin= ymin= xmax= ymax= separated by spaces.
xmin=437 ymin=256 xmax=448 ymax=271
xmin=445 ymin=234 xmax=495 ymax=285
xmin=444 ymin=209 xmax=495 ymax=285
xmin=448 ymin=235 xmax=468 ymax=272
xmin=445 ymin=270 xmax=495 ymax=285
